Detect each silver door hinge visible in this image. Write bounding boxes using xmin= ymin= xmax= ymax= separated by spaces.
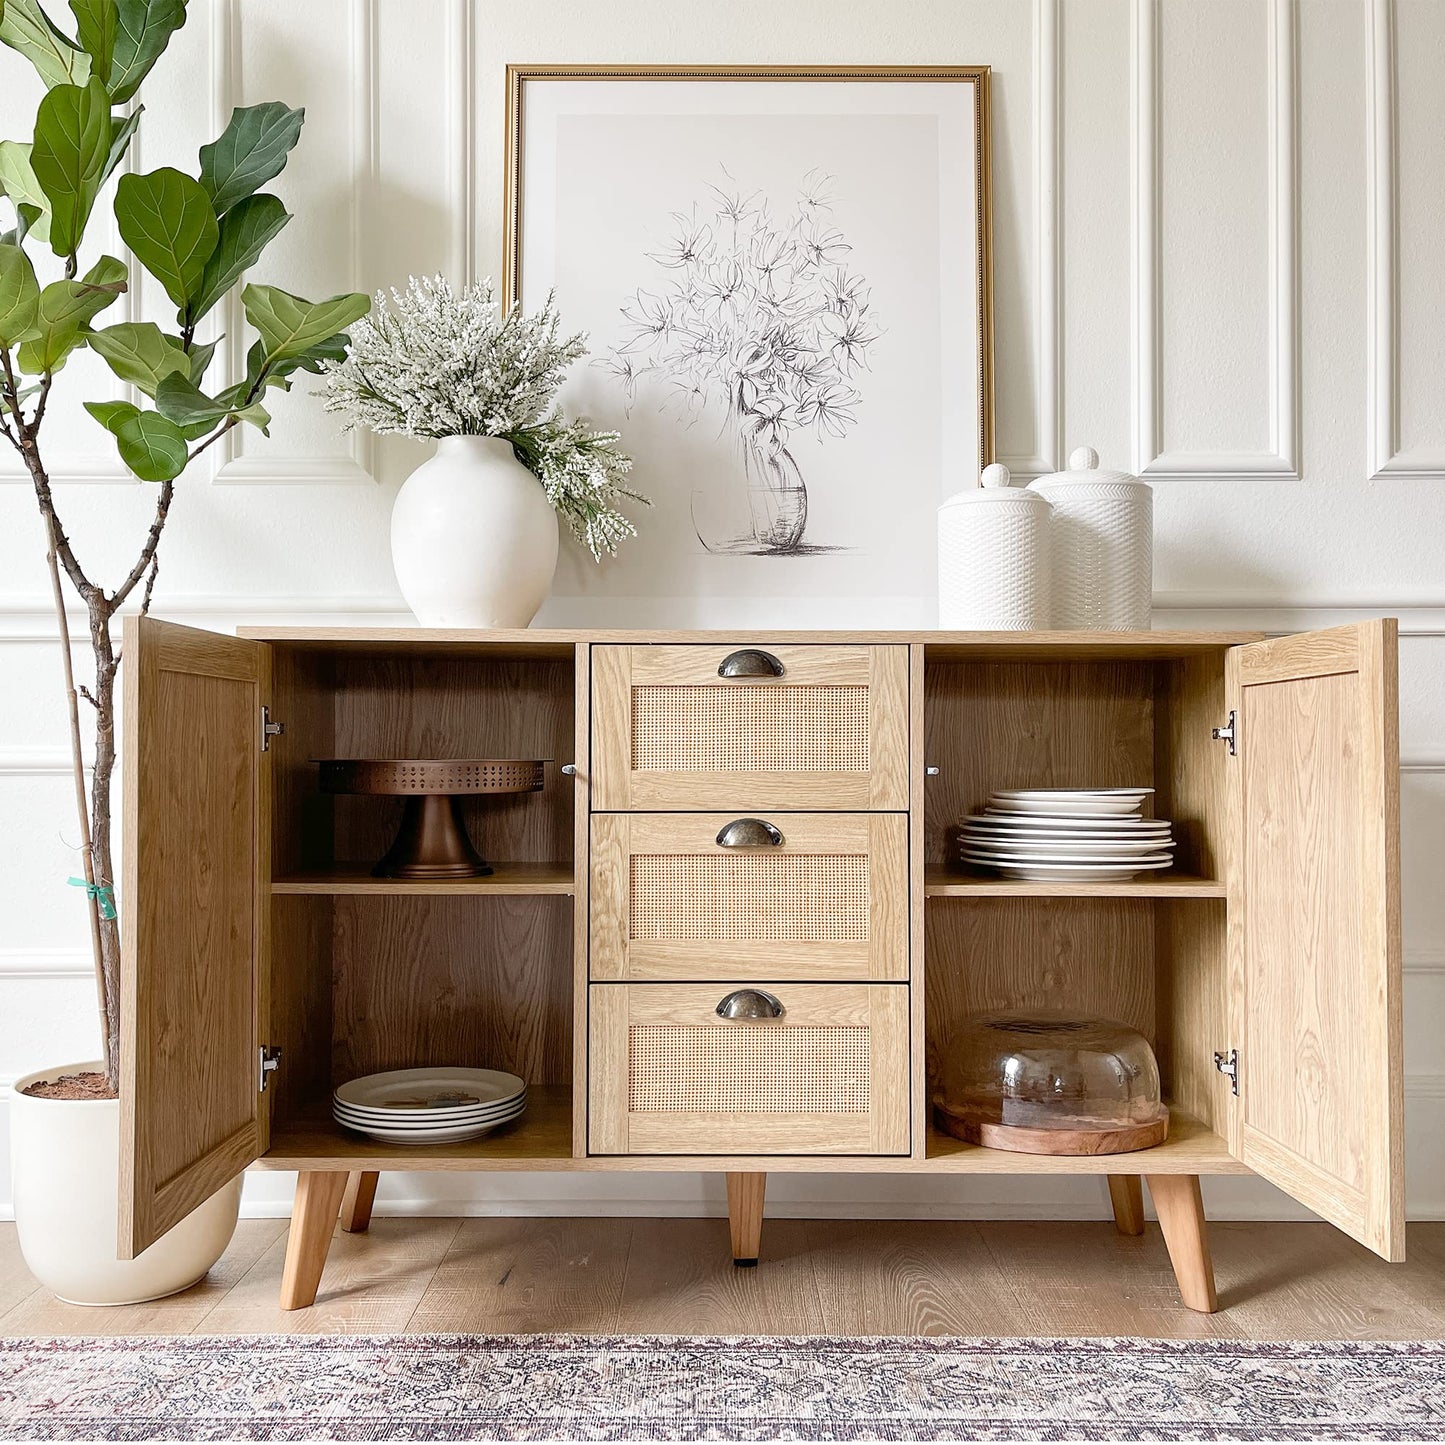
xmin=258 ymin=1045 xmax=282 ymax=1092
xmin=1214 ymin=1047 xmax=1239 ymax=1095
xmin=1212 ymin=710 xmax=1237 ymax=756
xmin=260 ymin=705 xmax=284 ymax=752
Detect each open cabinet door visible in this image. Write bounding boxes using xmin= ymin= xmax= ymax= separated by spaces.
xmin=119 ymin=618 xmax=270 ymax=1257
xmin=1226 ymin=621 xmax=1404 ymax=1260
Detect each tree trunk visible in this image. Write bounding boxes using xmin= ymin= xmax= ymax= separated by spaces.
xmin=87 ymin=598 xmax=123 ymax=1090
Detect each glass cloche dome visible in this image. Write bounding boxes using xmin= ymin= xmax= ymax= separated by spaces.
xmin=935 ymin=1012 xmax=1169 ymax=1155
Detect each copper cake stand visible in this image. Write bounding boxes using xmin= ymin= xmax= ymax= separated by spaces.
xmin=317 ymin=759 xmax=546 ymax=879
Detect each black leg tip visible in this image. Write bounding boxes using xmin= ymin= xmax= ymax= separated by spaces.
xmin=733 ymin=1257 xmax=758 ymax=1268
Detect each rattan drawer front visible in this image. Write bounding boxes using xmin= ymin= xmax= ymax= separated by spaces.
xmin=591 ymin=644 xmax=909 ymax=809
xmin=588 ymin=983 xmax=910 ymax=1155
xmin=590 ymin=813 xmax=908 ymax=981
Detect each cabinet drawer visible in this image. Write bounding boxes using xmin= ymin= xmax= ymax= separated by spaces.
xmin=590 ymin=813 xmax=907 ymax=981
xmin=591 ymin=644 xmax=909 ymax=810
xmin=588 ymin=983 xmax=910 ymax=1156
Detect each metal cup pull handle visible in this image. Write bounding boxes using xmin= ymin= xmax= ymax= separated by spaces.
xmin=715 ymin=817 xmax=784 ymax=848
xmin=718 ymin=648 xmax=784 ymax=678
xmin=716 ymin=989 xmax=785 ymax=1021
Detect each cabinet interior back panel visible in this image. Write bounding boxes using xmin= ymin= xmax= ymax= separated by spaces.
xmin=330 ymin=895 xmax=574 ymax=1087
xmin=923 ymin=898 xmax=1156 ymax=1086
xmin=327 ymin=653 xmax=576 ymax=869
xmin=923 ymin=661 xmax=1157 ymax=872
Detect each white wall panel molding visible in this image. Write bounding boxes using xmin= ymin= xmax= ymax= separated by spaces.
xmin=1366 ymin=0 xmax=1445 ymax=480
xmin=0 ymin=949 xmax=93 ymax=979
xmin=998 ymin=0 xmax=1061 ymax=481
xmin=0 ymin=750 xmax=90 ymax=776
xmin=448 ymin=0 xmax=476 ymax=286
xmin=209 ymin=0 xmax=377 ymax=488
xmin=1405 ymin=950 xmax=1445 ymax=975
xmin=1130 ymin=0 xmax=1300 ymax=480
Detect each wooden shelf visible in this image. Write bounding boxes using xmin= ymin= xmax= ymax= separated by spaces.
xmin=259 ymin=1085 xmax=576 ymax=1170
xmin=924 ymin=871 xmax=1226 ymax=899
xmin=271 ymin=862 xmax=575 ymax=896
xmin=924 ymin=1107 xmax=1246 ymax=1175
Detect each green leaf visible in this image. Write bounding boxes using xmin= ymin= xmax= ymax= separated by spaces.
xmin=69 ymin=0 xmax=115 ymax=74
xmin=199 ymin=102 xmax=303 ymax=218
xmin=85 ymin=318 xmax=187 ymax=394
xmin=0 ymin=140 xmax=53 ymax=243
xmin=154 ymin=367 xmax=228 ymax=430
xmin=188 ymin=191 xmax=287 ymax=325
xmin=233 ymin=398 xmax=268 ymax=434
xmin=114 ymin=166 xmax=217 ymax=310
xmin=113 ymin=407 xmax=186 ymax=480
xmin=0 ymin=0 xmax=90 ymax=88
xmin=32 ymin=77 xmax=111 ymax=257
xmin=83 ymin=397 xmax=138 ymax=432
xmin=99 ymin=105 xmax=141 ymax=188
xmin=241 ymin=285 xmax=367 ymax=369
xmin=107 ymin=0 xmax=185 ymax=105
xmin=16 ymin=251 xmax=126 ymax=372
xmin=0 ymin=241 xmax=41 ymax=345
xmin=186 ymin=332 xmax=217 ymax=385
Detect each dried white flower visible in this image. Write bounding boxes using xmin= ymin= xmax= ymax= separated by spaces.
xmin=322 ymin=275 xmax=646 ymax=560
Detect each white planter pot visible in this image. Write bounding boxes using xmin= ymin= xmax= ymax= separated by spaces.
xmin=391 ymin=435 xmax=560 ymax=628
xmin=10 ymin=1061 xmax=241 ymax=1306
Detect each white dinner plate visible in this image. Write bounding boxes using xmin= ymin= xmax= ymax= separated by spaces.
xmin=334 ymin=1067 xmax=526 ymax=1115
xmin=962 ymin=855 xmax=1174 ymax=880
xmin=335 ymin=1115 xmax=525 ymax=1146
xmin=961 ymin=837 xmax=1172 ymax=858
xmin=334 ymin=1102 xmax=527 ymax=1138
xmin=965 ymin=813 xmax=1169 ymax=832
xmin=962 ymin=848 xmax=1172 ymax=865
xmin=986 ymin=798 xmax=1143 ymax=817
xmin=991 ymin=788 xmax=1154 ymax=801
xmin=332 ymin=1096 xmax=526 ymax=1128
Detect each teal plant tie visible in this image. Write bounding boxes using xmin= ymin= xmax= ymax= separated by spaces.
xmin=68 ymin=876 xmax=116 ymax=921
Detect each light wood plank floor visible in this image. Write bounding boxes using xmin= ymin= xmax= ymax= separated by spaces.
xmin=2 ymin=1220 xmax=1443 ymax=1340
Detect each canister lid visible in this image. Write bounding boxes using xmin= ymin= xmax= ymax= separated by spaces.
xmin=1030 ymin=446 xmax=1148 ymax=493
xmin=940 ymin=462 xmax=1053 ymax=512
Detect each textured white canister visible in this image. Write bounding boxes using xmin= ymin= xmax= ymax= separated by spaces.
xmin=1030 ymin=447 xmax=1153 ymax=630
xmin=937 ymin=463 xmax=1053 ymax=630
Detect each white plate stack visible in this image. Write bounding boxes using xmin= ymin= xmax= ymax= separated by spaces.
xmin=960 ymin=788 xmax=1174 ymax=881
xmin=332 ymin=1067 xmax=526 ymax=1145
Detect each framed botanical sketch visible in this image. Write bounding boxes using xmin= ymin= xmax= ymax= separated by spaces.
xmin=505 ymin=65 xmax=993 ymax=624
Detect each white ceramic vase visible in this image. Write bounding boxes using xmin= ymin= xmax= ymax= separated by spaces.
xmin=391 ymin=435 xmax=559 ymax=628
xmin=10 ymin=1061 xmax=241 ymax=1306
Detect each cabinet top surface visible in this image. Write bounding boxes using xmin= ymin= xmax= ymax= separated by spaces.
xmin=235 ymin=625 xmax=1269 ymax=659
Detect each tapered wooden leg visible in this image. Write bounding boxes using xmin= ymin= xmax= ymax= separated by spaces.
xmin=726 ymin=1172 xmax=766 ymax=1267
xmin=339 ymin=1171 xmax=379 ymax=1233
xmin=279 ymin=1170 xmax=348 ymax=1310
xmin=1146 ymin=1174 xmax=1218 ymax=1313
xmin=1107 ymin=1175 xmax=1146 ymax=1235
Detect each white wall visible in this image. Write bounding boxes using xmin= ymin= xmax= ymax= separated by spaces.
xmin=2 ymin=0 xmax=1443 ymax=1224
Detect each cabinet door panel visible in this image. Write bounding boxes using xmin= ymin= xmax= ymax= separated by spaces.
xmin=590 ymin=812 xmax=908 ymax=981
xmin=1226 ymin=621 xmax=1403 ymax=1260
xmin=120 ymin=619 xmax=269 ymax=1257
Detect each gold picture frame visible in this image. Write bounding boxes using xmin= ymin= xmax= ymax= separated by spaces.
xmin=503 ymin=63 xmax=995 ymax=467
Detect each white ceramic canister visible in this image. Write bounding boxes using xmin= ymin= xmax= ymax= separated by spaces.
xmin=937 ymin=463 xmax=1053 ymax=629
xmin=1029 ymin=447 xmax=1153 ymax=630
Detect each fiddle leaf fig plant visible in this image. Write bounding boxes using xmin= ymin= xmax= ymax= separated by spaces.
xmin=0 ymin=0 xmax=370 ymax=1094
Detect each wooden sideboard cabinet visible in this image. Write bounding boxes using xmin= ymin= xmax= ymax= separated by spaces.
xmin=116 ymin=620 xmax=1404 ymax=1314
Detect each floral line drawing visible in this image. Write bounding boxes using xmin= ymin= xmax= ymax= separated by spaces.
xmin=597 ymin=168 xmax=881 ymax=554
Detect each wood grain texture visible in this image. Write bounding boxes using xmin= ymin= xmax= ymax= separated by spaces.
xmin=588 ymin=983 xmax=910 ymax=1156
xmin=924 ymin=874 xmax=1225 ymax=898
xmin=589 ymin=813 xmax=907 ymax=981
xmin=120 ymin=618 xmax=268 ymax=1257
xmin=272 ymin=863 xmax=574 ymax=895
xmin=1228 ymin=622 xmax=1405 ymax=1261
xmin=924 ymin=897 xmax=1156 ymax=1090
xmin=1108 ymin=1175 xmax=1146 ymax=1235
xmin=572 ymin=643 xmax=591 ymax=1158
xmin=909 ymin=644 xmax=928 ymax=1160
xmin=591 ymin=643 xmax=909 ymax=810
xmin=726 ymin=1172 xmax=766 ymax=1262
xmin=331 ymin=895 xmax=572 ymax=1088
xmin=1147 ymin=1174 xmax=1218 ymax=1312
xmin=267 ymin=895 xmax=334 ymax=1128
xmin=923 ymin=659 xmax=1156 ymax=872
xmin=279 ymin=1171 xmax=348 ymax=1310
xmin=339 ymin=1172 xmax=379 ymax=1233
xmin=407 ymin=1218 xmax=632 ymax=1334
xmin=1153 ymin=656 xmax=1230 ymax=881
xmin=1155 ymin=899 xmax=1230 ymax=1136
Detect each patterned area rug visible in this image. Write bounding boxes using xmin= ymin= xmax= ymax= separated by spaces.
xmin=0 ymin=1335 xmax=1442 ymax=1442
